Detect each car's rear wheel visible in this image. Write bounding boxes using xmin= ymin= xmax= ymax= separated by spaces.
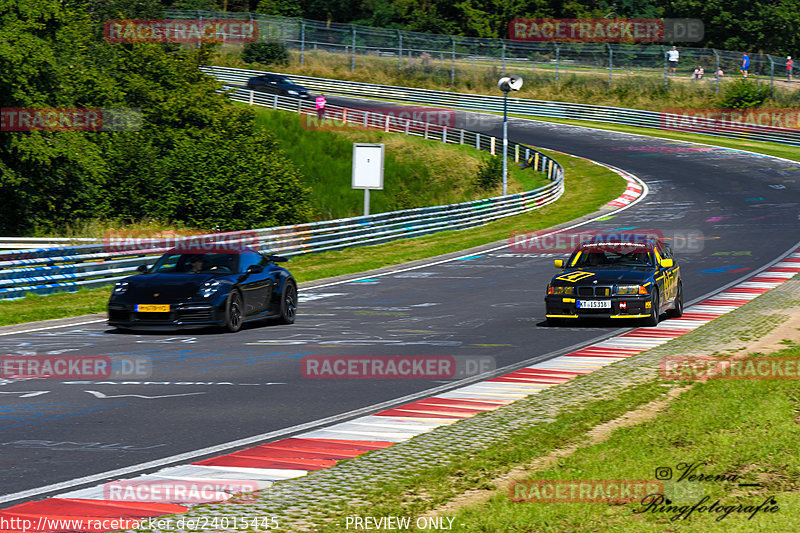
xmin=278 ymin=282 xmax=297 ymax=325
xmin=642 ymin=289 xmax=660 ymax=327
xmin=224 ymin=290 xmax=243 ymax=333
xmin=667 ymin=282 xmax=684 ymax=318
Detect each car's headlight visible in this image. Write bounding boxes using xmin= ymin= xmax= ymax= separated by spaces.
xmin=548 ymin=286 xmax=574 ymax=295
xmin=287 ymin=90 xmax=299 ymax=95
xmin=617 ymin=284 xmax=647 ymax=295
xmin=113 ymin=281 xmax=129 ymax=295
xmin=200 ymin=280 xmax=222 ymax=298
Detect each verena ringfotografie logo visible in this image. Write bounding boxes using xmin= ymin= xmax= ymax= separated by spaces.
xmin=102 ymin=479 xmax=262 ymax=504
xmin=661 ymin=109 xmax=800 ymax=134
xmin=661 ymin=356 xmax=800 ymax=381
xmin=1 ymin=355 xmax=151 ymax=379
xmin=301 ymin=355 xmax=495 ymax=379
xmin=302 ymin=106 xmax=456 ymax=131
xmin=104 ymin=19 xmax=257 ymax=44
xmin=1 ymin=108 xmax=142 ymax=132
xmin=509 ymin=19 xmax=703 ymax=43
xmin=510 ymin=479 xmax=663 ymax=503
xmin=103 ymin=229 xmax=259 ymax=253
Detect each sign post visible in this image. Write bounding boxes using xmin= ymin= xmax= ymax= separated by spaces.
xmin=352 ymin=143 xmax=385 ymax=216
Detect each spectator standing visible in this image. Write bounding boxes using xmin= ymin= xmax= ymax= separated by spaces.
xmin=741 ymin=53 xmax=750 ymax=77
xmin=667 ymin=46 xmax=679 ymax=76
xmin=315 ymin=94 xmax=326 ymax=119
xmin=788 ymin=56 xmax=794 ymax=82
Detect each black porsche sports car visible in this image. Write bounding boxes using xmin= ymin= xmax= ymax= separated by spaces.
xmin=544 ymin=235 xmax=682 ymax=326
xmin=108 ymin=247 xmax=297 ymax=332
xmin=245 ymin=74 xmax=311 ymax=98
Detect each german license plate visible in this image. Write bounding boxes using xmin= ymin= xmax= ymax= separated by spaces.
xmin=135 ymin=304 xmax=170 ymax=312
xmin=577 ymin=300 xmax=611 ymax=309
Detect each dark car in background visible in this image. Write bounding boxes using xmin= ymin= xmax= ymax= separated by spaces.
xmin=544 ymin=235 xmax=683 ymax=327
xmin=246 ymin=74 xmax=311 ymax=98
xmin=108 ymin=247 xmax=297 ymax=332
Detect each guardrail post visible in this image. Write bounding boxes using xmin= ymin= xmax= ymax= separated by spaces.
xmin=713 ymin=49 xmax=720 ymax=93
xmin=273 ymin=94 xmax=278 ymax=109
xmin=451 ymin=37 xmax=456 ymax=84
xmin=397 ymin=30 xmax=403 ymax=71
xmin=476 ymin=132 xmax=480 ymax=149
xmin=424 ymin=122 xmax=429 ymax=139
xmin=514 ymin=144 xmax=519 ymax=162
xmin=297 ymin=98 xmax=302 ymax=113
xmin=343 ymin=108 xmax=347 ymax=123
xmin=351 ymin=25 xmax=356 ymax=71
xmin=385 ymin=115 xmax=390 ymax=132
xmin=300 ymin=20 xmax=305 ymax=65
xmin=363 ymin=111 xmax=368 ymax=127
xmin=608 ymin=44 xmax=613 ymax=85
xmin=548 ymin=159 xmax=553 ymax=179
xmin=768 ymin=54 xmax=775 ymax=90
xmin=555 ymin=43 xmax=560 ymax=82
xmin=459 ymin=129 xmax=464 ymax=144
xmin=405 ymin=119 xmax=410 ymax=135
xmin=490 ymin=136 xmax=496 ymax=155
xmin=525 ymin=148 xmax=530 ymax=162
xmin=534 ymin=153 xmax=539 ymax=170
xmin=249 ymin=90 xmax=254 ymax=105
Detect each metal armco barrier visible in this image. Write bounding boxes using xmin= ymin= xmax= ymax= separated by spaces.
xmin=204 ymin=66 xmax=800 ymax=147
xmin=0 ymin=89 xmax=564 ymax=300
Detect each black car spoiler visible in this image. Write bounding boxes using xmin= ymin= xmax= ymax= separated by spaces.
xmin=265 ymin=254 xmax=288 ymax=263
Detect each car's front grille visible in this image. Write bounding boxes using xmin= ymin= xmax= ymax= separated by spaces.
xmin=179 ymin=309 xmax=213 ymax=322
xmin=108 ymin=309 xmax=129 ymax=322
xmin=135 ymin=312 xmax=172 ymax=321
xmin=577 ymin=286 xmax=611 ymax=297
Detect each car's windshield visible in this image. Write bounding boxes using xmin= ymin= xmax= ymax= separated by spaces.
xmin=151 ymin=253 xmax=239 ymax=274
xmin=571 ymin=247 xmax=654 ymax=268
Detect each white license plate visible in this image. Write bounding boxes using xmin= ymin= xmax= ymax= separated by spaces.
xmin=577 ymin=300 xmax=611 ymax=309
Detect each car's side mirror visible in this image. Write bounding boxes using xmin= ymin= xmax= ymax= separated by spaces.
xmin=554 ymin=259 xmax=564 ymax=268
xmin=246 ymin=264 xmax=264 ymax=274
xmin=137 ymin=264 xmax=148 ymax=273
xmin=660 ymin=258 xmax=674 ymax=268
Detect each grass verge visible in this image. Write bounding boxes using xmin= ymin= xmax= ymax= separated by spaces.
xmin=0 ymin=148 xmax=622 ymax=327
xmin=251 ymin=106 xmax=546 ymax=220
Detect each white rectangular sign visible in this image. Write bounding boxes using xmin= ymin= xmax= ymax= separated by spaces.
xmin=352 ymin=143 xmax=384 ymax=190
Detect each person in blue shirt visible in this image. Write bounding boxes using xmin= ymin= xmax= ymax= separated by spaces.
xmin=741 ymin=53 xmax=750 ymax=77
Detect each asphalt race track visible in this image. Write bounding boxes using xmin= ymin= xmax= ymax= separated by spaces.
xmin=1 ymin=98 xmax=799 ymax=504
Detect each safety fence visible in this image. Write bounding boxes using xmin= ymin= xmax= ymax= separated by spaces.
xmin=166 ymin=9 xmax=797 ymax=92
xmin=205 ymin=66 xmax=800 ymax=147
xmin=0 ymin=91 xmax=563 ymax=300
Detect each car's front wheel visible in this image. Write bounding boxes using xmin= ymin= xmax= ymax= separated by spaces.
xmin=224 ymin=290 xmax=243 ymax=333
xmin=278 ymin=282 xmax=297 ymax=325
xmin=642 ymin=289 xmax=660 ymax=327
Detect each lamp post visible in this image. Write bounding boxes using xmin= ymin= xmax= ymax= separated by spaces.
xmin=497 ymin=75 xmax=523 ymax=195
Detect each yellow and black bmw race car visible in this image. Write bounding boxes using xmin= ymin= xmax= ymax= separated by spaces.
xmin=544 ymin=234 xmax=682 ymax=327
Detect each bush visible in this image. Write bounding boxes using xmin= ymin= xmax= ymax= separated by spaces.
xmin=475 ymin=155 xmax=503 ymax=190
xmin=242 ymin=39 xmax=289 ymax=66
xmin=718 ymin=79 xmax=772 ymax=109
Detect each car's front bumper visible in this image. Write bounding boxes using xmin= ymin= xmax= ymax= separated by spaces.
xmin=108 ymin=301 xmax=224 ymax=330
xmin=544 ymin=294 xmax=652 ymax=320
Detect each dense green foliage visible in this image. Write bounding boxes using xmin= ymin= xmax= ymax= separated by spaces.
xmin=242 ymin=39 xmax=289 ymax=65
xmin=475 ymin=155 xmax=503 ymax=190
xmin=717 ymin=79 xmax=773 ymax=109
xmin=0 ymin=0 xmax=311 ymax=234
xmin=249 ymin=0 xmax=799 ymax=56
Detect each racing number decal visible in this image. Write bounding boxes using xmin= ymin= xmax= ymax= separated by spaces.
xmin=555 ymin=271 xmax=596 ymax=283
